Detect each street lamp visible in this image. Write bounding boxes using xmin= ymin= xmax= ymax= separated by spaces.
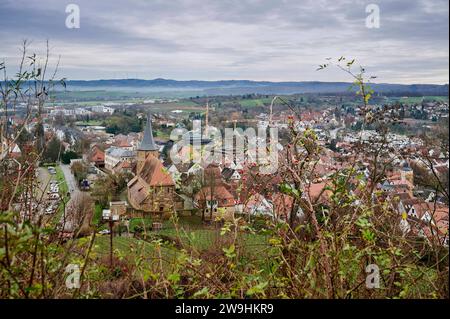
xmin=102 ymin=209 xmax=120 ymax=269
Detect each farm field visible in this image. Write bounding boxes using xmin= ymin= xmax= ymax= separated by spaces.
xmin=387 ymin=96 xmax=449 ymax=104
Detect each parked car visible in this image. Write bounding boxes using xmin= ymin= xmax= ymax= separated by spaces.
xmin=49 ymin=193 xmax=60 ymax=200
xmin=98 ymin=229 xmax=110 ymax=235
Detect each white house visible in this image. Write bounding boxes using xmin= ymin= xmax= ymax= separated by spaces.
xmin=91 ymin=105 xmax=115 ymax=114
xmin=104 ymin=147 xmax=135 ymax=172
xmin=244 ymin=193 xmax=274 ymax=217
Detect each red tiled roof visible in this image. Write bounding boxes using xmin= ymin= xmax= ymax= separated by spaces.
xmin=272 ymin=193 xmax=294 ymax=218
xmin=139 ymin=154 xmax=175 ymax=187
xmin=307 ymin=182 xmax=331 ymax=202
xmin=116 ymin=140 xmax=132 ymax=148
xmin=90 ymin=149 xmax=105 ymax=162
xmin=195 ymin=185 xmax=235 ymax=205
xmin=127 ymin=178 xmax=148 ymax=205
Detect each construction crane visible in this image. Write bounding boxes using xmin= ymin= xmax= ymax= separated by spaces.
xmin=269 ymin=95 xmax=281 ymax=127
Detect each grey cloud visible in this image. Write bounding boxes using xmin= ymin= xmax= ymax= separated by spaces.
xmin=0 ymin=0 xmax=447 ymax=83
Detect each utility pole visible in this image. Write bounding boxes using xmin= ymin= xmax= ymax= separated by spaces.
xmin=102 ymin=209 xmax=119 ymax=269
xmin=109 ymin=219 xmax=113 ymax=267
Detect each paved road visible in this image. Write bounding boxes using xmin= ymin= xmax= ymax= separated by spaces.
xmin=34 ymin=165 xmax=86 ymax=230
xmin=59 ymin=164 xmax=81 ymax=232
xmin=60 ymin=164 xmax=78 ymax=195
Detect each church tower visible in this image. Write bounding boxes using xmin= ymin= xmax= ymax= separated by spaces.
xmin=137 ymin=113 xmax=159 ymax=173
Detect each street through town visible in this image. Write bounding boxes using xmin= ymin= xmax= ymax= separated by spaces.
xmin=59 ymin=164 xmax=82 ymax=232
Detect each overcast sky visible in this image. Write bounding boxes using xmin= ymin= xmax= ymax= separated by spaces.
xmin=0 ymin=0 xmax=448 ymax=83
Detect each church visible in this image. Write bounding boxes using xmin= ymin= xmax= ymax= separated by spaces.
xmin=127 ymin=113 xmax=175 ymax=217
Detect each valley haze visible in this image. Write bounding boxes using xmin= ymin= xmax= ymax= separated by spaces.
xmin=58 ymin=78 xmax=449 ymax=97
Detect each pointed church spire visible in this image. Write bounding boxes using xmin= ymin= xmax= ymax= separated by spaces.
xmin=138 ymin=113 xmax=158 ymax=151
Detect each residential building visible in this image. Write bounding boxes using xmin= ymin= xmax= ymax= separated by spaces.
xmin=105 ymin=147 xmax=135 ymax=172
xmin=194 ymin=163 xmax=235 ymax=220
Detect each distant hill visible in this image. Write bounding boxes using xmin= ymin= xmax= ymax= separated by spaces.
xmin=59 ymin=78 xmax=449 ymax=97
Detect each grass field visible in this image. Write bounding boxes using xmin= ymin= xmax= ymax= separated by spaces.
xmin=145 ymin=101 xmax=204 ymax=113
xmin=74 ymin=212 xmax=278 ymax=282
xmin=157 ymin=226 xmax=270 ymax=254
xmin=104 ymin=214 xmax=270 ymax=254
xmin=128 ymin=217 xmax=153 ymax=232
xmin=48 ymin=96 xmax=205 ymax=112
xmin=49 ymin=89 xmax=207 ymax=104
xmin=89 ymin=222 xmax=271 ymax=273
xmin=93 ymin=236 xmax=156 ymax=256
xmin=75 ymin=120 xmax=104 ymax=126
xmin=238 ymin=98 xmax=273 ymax=108
xmin=388 ymin=96 xmax=449 ymax=104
